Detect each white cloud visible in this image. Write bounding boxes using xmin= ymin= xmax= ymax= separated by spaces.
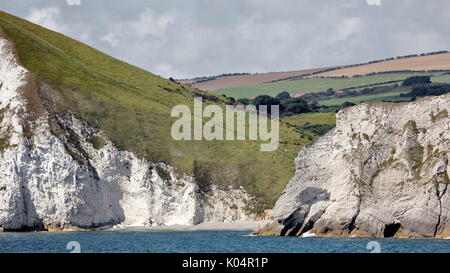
xmin=25 ymin=6 xmax=92 ymax=45
xmin=153 ymin=63 xmax=188 ymax=78
xmin=101 ymin=8 xmax=176 ymax=48
xmin=100 ymin=32 xmax=119 ymax=48
xmin=4 ymin=0 xmax=448 ymax=79
xmin=131 ymin=8 xmax=175 ymax=40
xmin=26 ymin=7 xmax=66 ymax=33
xmin=334 ymin=17 xmax=364 ymax=42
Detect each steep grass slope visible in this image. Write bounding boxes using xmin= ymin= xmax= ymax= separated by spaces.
xmin=0 ymin=11 xmax=312 ymax=209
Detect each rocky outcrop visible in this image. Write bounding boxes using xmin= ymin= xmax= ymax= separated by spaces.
xmin=0 ymin=36 xmax=254 ymax=231
xmin=258 ymin=94 xmax=450 ymax=238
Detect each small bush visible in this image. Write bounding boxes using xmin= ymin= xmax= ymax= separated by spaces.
xmin=155 ymin=165 xmax=172 ymax=182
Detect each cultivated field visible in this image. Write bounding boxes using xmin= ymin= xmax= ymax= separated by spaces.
xmin=187 ymin=53 xmax=450 ymax=92
xmin=311 ymin=53 xmax=450 ymax=78
xmin=432 ymin=73 xmax=450 ymax=83
xmin=214 ymin=72 xmax=432 ymax=99
xmin=318 ymin=91 xmax=408 ymax=106
xmin=189 ymin=67 xmax=335 ymax=91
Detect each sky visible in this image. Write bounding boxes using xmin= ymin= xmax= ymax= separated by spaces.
xmin=0 ymin=0 xmax=449 ymax=79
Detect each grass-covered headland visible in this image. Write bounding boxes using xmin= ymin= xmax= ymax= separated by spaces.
xmin=0 ymin=11 xmax=320 ymax=211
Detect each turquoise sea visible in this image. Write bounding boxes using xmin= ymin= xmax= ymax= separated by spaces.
xmin=0 ymin=230 xmax=449 ymax=253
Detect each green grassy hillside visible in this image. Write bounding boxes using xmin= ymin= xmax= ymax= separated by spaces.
xmin=0 ymin=11 xmax=313 ymax=209
xmin=282 ymin=112 xmax=336 ymax=127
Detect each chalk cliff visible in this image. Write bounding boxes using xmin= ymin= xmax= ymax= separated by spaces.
xmin=258 ymin=93 xmax=450 ymax=238
xmin=0 ymin=37 xmax=253 ymax=231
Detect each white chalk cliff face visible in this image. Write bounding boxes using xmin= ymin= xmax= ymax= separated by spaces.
xmin=260 ymin=93 xmax=450 ymax=238
xmin=0 ymin=37 xmax=252 ymax=231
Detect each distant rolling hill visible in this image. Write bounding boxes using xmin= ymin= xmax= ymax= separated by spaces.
xmin=187 ymin=52 xmax=450 ymax=93
xmin=312 ymin=52 xmax=450 ymax=78
xmin=192 ymin=52 xmax=450 ymax=101
xmin=185 ymin=67 xmax=338 ymax=91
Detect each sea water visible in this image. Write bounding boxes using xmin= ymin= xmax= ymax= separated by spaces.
xmin=0 ymin=230 xmax=449 ymax=253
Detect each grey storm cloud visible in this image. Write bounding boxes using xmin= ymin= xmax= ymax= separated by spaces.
xmin=1 ymin=0 xmax=450 ymax=79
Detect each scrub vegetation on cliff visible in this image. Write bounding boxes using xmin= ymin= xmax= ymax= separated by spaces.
xmin=0 ymin=106 xmax=10 ymax=151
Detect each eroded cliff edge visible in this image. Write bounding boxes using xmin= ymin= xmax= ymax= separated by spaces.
xmin=0 ymin=36 xmax=255 ymax=231
xmin=257 ymin=94 xmax=450 ymax=238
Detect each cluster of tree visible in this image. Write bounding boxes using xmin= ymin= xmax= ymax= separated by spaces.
xmin=400 ymin=83 xmax=450 ymax=98
xmin=341 ymin=102 xmax=356 ymax=108
xmin=310 ymin=75 xmax=446 ymax=104
xmin=271 ymin=67 xmax=342 ymax=82
xmin=236 ymin=93 xmax=320 ymax=116
xmin=396 ymin=51 xmax=445 ymax=61
xmin=318 ymin=70 xmax=450 ymax=79
xmin=397 ymin=76 xmax=450 ymax=98
xmin=275 ymin=91 xmax=291 ymax=100
xmin=333 ymin=51 xmax=448 ymax=72
xmin=301 ymin=83 xmax=399 ymax=102
xmin=402 ymin=76 xmax=431 ymax=86
xmin=188 ymin=72 xmax=251 ymax=85
xmin=314 ymin=50 xmax=450 ymax=80
xmin=218 ymin=72 xmax=251 ymax=77
xmin=396 ymin=54 xmax=420 ymax=59
xmin=420 ymin=51 xmax=448 ymax=56
xmin=396 ymin=51 xmax=448 ymax=59
xmin=299 ymin=89 xmax=336 ymax=102
xmin=342 ymin=82 xmax=400 ymax=91
xmin=194 ymin=77 xmax=217 ymax=84
xmin=234 ymin=91 xmax=359 ymax=117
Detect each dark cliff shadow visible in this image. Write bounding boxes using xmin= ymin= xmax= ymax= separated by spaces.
xmin=280 ymin=187 xmax=330 ymax=236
